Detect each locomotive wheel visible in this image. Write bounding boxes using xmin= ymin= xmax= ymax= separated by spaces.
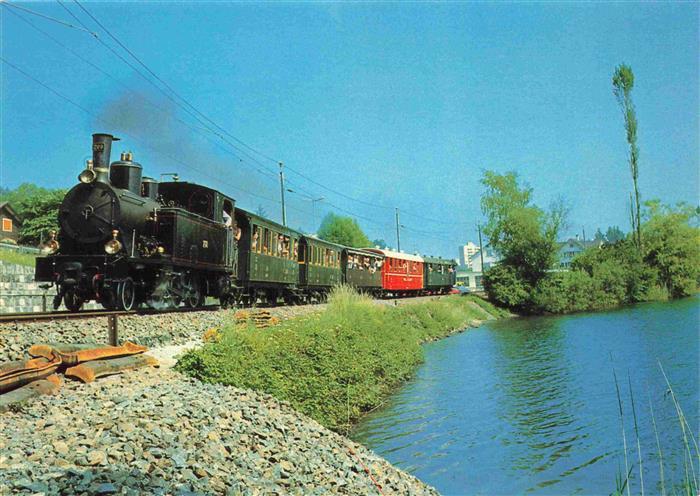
xmin=184 ymin=276 xmax=203 ymax=308
xmin=117 ymin=278 xmax=135 ymax=311
xmin=64 ymin=289 xmax=84 ymax=312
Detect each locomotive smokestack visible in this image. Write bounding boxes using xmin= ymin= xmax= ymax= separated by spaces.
xmin=92 ymin=133 xmax=120 ymax=183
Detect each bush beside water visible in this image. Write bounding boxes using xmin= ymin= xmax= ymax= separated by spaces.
xmin=485 ymin=202 xmax=700 ymax=315
xmin=176 ymin=288 xmax=502 ymax=432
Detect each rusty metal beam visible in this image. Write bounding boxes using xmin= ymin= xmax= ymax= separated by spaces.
xmin=28 ymin=342 xmax=147 ymax=366
xmin=65 ymin=354 xmax=158 ymax=383
xmin=0 ymin=375 xmax=62 ymax=412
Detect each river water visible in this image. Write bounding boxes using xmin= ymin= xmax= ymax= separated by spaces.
xmin=353 ymin=297 xmax=699 ymax=495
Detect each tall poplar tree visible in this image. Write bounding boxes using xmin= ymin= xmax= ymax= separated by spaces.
xmin=612 ymin=64 xmax=642 ymax=249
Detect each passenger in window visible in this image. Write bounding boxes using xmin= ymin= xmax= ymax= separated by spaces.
xmin=235 ymin=226 xmax=242 ymax=241
xmin=282 ymin=236 xmax=290 ymax=258
xmin=252 ymin=228 xmax=259 ymax=252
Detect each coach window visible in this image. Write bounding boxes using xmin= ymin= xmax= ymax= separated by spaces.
xmin=262 ymin=229 xmax=269 ymax=255
xmin=252 ymin=226 xmax=259 ymax=253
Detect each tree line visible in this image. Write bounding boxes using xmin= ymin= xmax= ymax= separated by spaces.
xmin=480 ymin=170 xmax=699 ymax=314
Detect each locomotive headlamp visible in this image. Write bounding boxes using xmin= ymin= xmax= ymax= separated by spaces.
xmin=104 ymin=230 xmax=123 ymax=255
xmin=78 ymin=159 xmax=97 ymax=184
xmin=42 ymin=230 xmax=60 ymax=255
xmin=78 ymin=168 xmax=97 ymax=184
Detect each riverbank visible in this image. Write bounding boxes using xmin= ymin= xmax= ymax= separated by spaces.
xmin=177 ymin=287 xmax=507 ymax=433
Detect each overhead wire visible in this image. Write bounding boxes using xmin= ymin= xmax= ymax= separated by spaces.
xmin=71 ymin=0 xmax=282 ymax=174
xmin=66 ymin=0 xmax=467 ymax=232
xmin=6 ymin=2 xmax=470 ymax=248
xmin=56 ymin=0 xmax=281 ymax=182
xmin=0 ymin=0 xmax=97 ymax=36
xmin=7 ymin=3 xmax=280 ymax=186
xmin=0 ymin=56 xmax=314 ymax=217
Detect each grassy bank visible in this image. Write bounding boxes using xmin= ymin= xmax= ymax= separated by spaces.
xmin=0 ymin=248 xmax=37 ymax=267
xmin=176 ymin=287 xmax=504 ymax=432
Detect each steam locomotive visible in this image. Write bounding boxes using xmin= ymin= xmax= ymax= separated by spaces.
xmin=35 ymin=133 xmax=456 ymax=311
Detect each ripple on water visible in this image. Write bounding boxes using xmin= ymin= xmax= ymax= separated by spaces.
xmin=353 ymin=297 xmax=700 ymax=495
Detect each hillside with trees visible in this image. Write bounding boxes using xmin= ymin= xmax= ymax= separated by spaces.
xmin=0 ymin=183 xmax=65 ymax=246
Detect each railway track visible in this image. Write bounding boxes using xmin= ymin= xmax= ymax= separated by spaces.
xmin=0 ymin=304 xmax=222 ymax=324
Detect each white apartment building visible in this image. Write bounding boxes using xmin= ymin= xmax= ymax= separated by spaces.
xmin=458 ymin=242 xmax=480 ymax=269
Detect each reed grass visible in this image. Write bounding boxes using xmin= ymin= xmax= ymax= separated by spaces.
xmin=611 ymin=363 xmax=699 ymax=496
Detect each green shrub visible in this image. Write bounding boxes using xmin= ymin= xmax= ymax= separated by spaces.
xmin=531 ymin=271 xmax=597 ymax=314
xmin=176 ymin=288 xmax=501 ymax=432
xmin=0 ymin=249 xmax=37 ymax=267
xmin=483 ymin=264 xmax=531 ymax=310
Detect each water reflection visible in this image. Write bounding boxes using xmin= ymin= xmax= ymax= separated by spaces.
xmin=488 ymin=317 xmax=589 ymax=485
xmin=352 ymin=298 xmax=699 ymax=495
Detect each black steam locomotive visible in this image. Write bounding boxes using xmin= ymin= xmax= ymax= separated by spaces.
xmin=36 ymin=133 xmax=239 ymax=311
xmin=36 ymin=133 xmax=457 ymax=312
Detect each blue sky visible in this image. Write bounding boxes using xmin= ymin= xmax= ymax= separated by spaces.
xmin=1 ymin=2 xmax=698 ymax=259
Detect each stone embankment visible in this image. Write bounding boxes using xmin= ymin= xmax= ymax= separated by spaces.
xmin=0 ymin=261 xmax=101 ymax=314
xmin=1 ymin=302 xmax=438 ymax=494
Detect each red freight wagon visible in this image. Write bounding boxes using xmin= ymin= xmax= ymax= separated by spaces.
xmin=366 ymin=249 xmax=424 ymax=294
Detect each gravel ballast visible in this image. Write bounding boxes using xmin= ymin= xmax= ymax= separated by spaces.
xmin=0 ymin=305 xmax=324 ymax=364
xmin=0 ymin=367 xmax=436 ymax=495
xmin=0 ymin=303 xmax=439 ymax=494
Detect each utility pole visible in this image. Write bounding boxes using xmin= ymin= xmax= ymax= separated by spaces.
xmin=279 ymin=162 xmax=287 ymax=226
xmin=395 ymin=208 xmax=401 ymax=252
xmin=477 ymin=223 xmax=485 ymax=272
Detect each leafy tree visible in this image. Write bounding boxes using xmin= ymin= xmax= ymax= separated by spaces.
xmin=594 ymin=228 xmax=605 ymax=242
xmin=482 ymin=264 xmax=530 ymax=309
xmin=613 ymin=64 xmax=642 ymax=249
xmin=605 ymin=226 xmax=625 ymax=244
xmin=573 ymin=238 xmax=658 ymax=304
xmin=317 ymin=213 xmax=371 ymax=248
xmin=0 ymin=183 xmax=57 ymax=217
xmin=480 ymin=171 xmax=566 ymax=287
xmin=0 ymin=184 xmax=66 ymax=246
xmin=372 ymin=239 xmax=387 ymax=249
xmin=641 ymin=200 xmax=700 ymax=297
xmin=531 ymin=271 xmax=596 ymax=314
xmin=16 ymin=189 xmax=66 ymax=246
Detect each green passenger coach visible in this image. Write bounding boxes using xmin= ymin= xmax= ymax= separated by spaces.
xmin=299 ymin=236 xmax=343 ymax=294
xmin=423 ymin=256 xmax=457 ymax=294
xmin=341 ymin=248 xmax=383 ymax=295
xmin=234 ymin=208 xmax=301 ymax=304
